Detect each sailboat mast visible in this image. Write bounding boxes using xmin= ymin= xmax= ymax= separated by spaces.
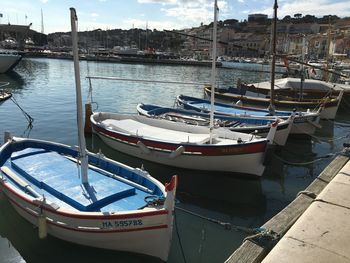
xmin=269 ymin=0 xmax=278 ymax=111
xmin=209 ymin=0 xmax=218 ymax=142
xmin=70 ymin=8 xmax=89 ymax=184
xmin=300 ymin=35 xmax=306 ymax=101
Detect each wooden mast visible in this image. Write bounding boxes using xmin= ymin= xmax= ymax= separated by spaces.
xmin=209 ymin=0 xmax=218 ymax=143
xmin=70 ymin=8 xmax=89 ymax=184
xmin=269 ymin=0 xmax=278 ymax=113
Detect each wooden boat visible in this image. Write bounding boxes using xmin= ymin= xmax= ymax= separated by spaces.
xmin=204 ymin=81 xmax=343 ymax=120
xmin=0 ymin=49 xmax=22 ymax=73
xmin=242 ymin=77 xmax=349 ymax=98
xmin=239 ymin=77 xmax=350 ymax=112
xmin=137 ymin=103 xmax=293 ymax=146
xmin=0 ymin=9 xmax=177 ymax=261
xmin=177 ymin=94 xmax=321 ymax=136
xmin=90 ymin=112 xmax=277 ymax=176
xmin=0 ymin=137 xmax=177 ymax=261
xmin=207 ymin=1 xmax=343 ymax=120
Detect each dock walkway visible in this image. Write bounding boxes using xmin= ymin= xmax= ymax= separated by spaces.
xmin=226 ymin=153 xmax=350 ymax=263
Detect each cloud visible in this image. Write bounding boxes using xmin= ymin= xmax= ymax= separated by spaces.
xmin=251 ymin=0 xmax=350 ymax=18
xmin=238 ymin=0 xmax=245 ymax=3
xmin=149 ymin=0 xmax=231 ymax=26
xmin=40 ymin=0 xmax=49 ymax=3
xmin=138 ymin=0 xmax=177 ymax=4
xmin=91 ymin=13 xmax=99 ymax=17
xmin=121 ymin=18 xmax=182 ymax=30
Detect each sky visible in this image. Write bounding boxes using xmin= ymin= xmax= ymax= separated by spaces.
xmin=1 ymin=0 xmax=350 ymax=34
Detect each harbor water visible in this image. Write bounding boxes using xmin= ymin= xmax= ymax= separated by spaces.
xmin=0 ymin=58 xmax=349 ymax=263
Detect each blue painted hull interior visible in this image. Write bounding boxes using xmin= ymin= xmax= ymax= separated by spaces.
xmin=0 ymin=139 xmax=163 ymax=212
xmin=138 ymin=103 xmax=280 ymax=126
xmin=177 ymin=95 xmax=293 ymax=117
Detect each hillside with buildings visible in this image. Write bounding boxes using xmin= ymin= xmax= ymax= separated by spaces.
xmin=1 ymin=13 xmax=350 ymax=60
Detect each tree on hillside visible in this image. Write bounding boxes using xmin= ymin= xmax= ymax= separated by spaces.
xmin=302 ymin=14 xmax=317 ymax=23
xmin=282 ymin=15 xmax=292 ymax=22
xmin=294 ymin=13 xmax=302 ymax=19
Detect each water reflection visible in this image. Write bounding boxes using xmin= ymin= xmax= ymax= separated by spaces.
xmin=1 ymin=58 xmax=349 ymax=263
xmin=87 ymin=134 xmax=266 ymax=217
xmin=0 ymin=193 xmax=160 ymax=263
xmin=0 ymin=71 xmax=25 ymax=89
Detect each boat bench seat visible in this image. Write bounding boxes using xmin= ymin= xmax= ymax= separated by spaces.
xmin=102 ymin=118 xmax=213 ymax=144
xmin=9 ymin=148 xmax=137 ymax=211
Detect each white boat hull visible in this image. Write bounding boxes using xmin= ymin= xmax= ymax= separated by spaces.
xmin=0 ymin=137 xmax=177 ymax=261
xmin=90 ymin=113 xmax=275 ymax=177
xmin=2 ymin=184 xmax=172 ymax=261
xmin=96 ymin=130 xmax=266 ymax=176
xmin=0 ymin=53 xmax=21 ymax=73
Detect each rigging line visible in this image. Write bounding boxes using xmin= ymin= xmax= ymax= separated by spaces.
xmin=10 ymin=97 xmax=34 ymax=127
xmin=86 ymin=76 xmax=208 ymax=86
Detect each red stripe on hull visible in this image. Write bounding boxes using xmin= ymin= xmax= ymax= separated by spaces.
xmin=8 ymin=197 xmax=168 ymax=234
xmin=1 ymin=183 xmax=168 ymax=220
xmin=93 ymin=123 xmax=267 ymax=155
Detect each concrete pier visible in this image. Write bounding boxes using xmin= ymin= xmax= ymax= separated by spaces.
xmin=226 ymin=154 xmax=350 ymax=263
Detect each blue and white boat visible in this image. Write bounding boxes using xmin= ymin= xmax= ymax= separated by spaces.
xmin=0 ymin=8 xmax=177 ymax=261
xmin=177 ymin=94 xmax=321 ymax=136
xmin=137 ymin=103 xmax=293 ymax=146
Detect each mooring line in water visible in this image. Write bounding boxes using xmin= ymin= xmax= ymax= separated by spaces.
xmin=175 ymin=206 xmax=261 ymax=234
xmin=273 ymin=152 xmax=336 ymax=166
xmin=10 ymin=97 xmax=34 ymax=128
xmin=175 ymin=206 xmax=281 ymax=249
xmin=174 ymin=209 xmax=187 ymax=263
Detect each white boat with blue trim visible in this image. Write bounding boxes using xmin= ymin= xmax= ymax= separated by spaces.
xmin=0 ymin=136 xmax=177 ymax=261
xmin=136 ymin=103 xmax=293 ymax=146
xmin=177 ymin=94 xmax=321 ymax=136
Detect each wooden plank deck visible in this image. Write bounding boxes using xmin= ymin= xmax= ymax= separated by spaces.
xmin=225 ymin=154 xmax=350 ymax=263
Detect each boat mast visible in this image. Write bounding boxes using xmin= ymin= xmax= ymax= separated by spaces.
xmin=70 ymin=8 xmax=89 ymax=184
xmin=300 ymin=35 xmax=306 ymax=101
xmin=269 ymin=0 xmax=278 ymax=114
xmin=209 ymin=0 xmax=218 ymax=143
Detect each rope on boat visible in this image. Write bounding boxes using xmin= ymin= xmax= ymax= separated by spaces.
xmin=10 ymin=97 xmax=34 ymax=128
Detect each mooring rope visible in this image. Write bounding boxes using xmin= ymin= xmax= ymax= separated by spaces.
xmin=10 ymin=97 xmax=34 ymax=128
xmin=175 ymin=206 xmax=262 ymax=234
xmin=174 ymin=209 xmax=187 ymax=263
xmin=175 ymin=205 xmax=281 ymax=251
xmin=273 ymin=152 xmax=336 ymax=166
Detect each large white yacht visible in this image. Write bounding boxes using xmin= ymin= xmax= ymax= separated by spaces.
xmin=0 ymin=49 xmax=22 ymax=73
